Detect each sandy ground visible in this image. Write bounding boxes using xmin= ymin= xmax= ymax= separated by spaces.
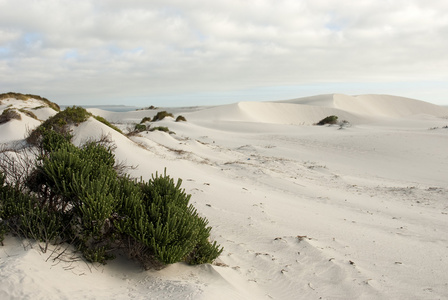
xmin=1 ymin=94 xmax=448 ymax=299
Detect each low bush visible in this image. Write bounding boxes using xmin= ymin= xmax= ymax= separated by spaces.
xmin=26 ymin=106 xmax=88 ymax=144
xmin=175 ymin=115 xmax=187 ymax=122
xmin=149 ymin=126 xmax=173 ymax=134
xmin=140 ymin=117 xmax=151 ymax=123
xmin=27 ymin=106 xmax=122 ymax=145
xmin=316 ymin=115 xmax=338 ymax=126
xmin=0 ymin=129 xmax=222 ymax=268
xmin=134 ymin=123 xmax=147 ymax=132
xmin=152 ymin=111 xmax=174 ymax=122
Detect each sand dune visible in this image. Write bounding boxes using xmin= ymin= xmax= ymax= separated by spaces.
xmin=182 ymin=94 xmax=448 ymax=126
xmin=1 ymin=94 xmax=448 ymax=299
xmin=280 ymin=93 xmax=448 ymax=117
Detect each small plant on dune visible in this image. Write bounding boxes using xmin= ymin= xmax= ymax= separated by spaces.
xmin=149 ymin=126 xmax=174 ymax=134
xmin=152 ymin=111 xmax=174 ymax=122
xmin=134 ymin=123 xmax=147 ymax=132
xmin=316 ymin=115 xmax=338 ymax=126
xmin=0 ymin=129 xmax=222 ymax=268
xmin=0 ymin=109 xmax=22 ymax=124
xmin=175 ymin=115 xmax=187 ymax=122
xmin=140 ymin=117 xmax=152 ymax=123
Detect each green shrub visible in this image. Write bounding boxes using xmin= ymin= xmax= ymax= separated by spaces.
xmin=27 ymin=106 xmax=123 ymax=145
xmin=26 ymin=106 xmax=85 ymax=145
xmin=316 ymin=115 xmax=338 ymax=126
xmin=152 ymin=111 xmax=174 ymax=122
xmin=175 ymin=115 xmax=187 ymax=122
xmin=29 ymin=106 xmax=89 ymax=138
xmin=186 ymin=239 xmax=223 ymax=265
xmin=1 ymin=129 xmax=222 ymax=268
xmin=0 ymin=173 xmax=63 ymax=251
xmin=134 ymin=123 xmax=147 ymax=132
xmin=117 ymin=171 xmax=222 ymax=266
xmin=0 ymin=223 xmax=6 ymax=245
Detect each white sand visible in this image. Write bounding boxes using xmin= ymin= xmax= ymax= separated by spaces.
xmin=1 ymin=94 xmax=448 ymax=299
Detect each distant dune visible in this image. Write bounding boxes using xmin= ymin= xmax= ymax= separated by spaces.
xmin=181 ymin=94 xmax=448 ymax=125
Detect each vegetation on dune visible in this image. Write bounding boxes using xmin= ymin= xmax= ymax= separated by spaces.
xmin=175 ymin=115 xmax=187 ymax=122
xmin=27 ymin=106 xmax=122 ymax=144
xmin=140 ymin=116 xmax=152 ymax=123
xmin=129 ymin=113 xmax=185 ymax=135
xmin=0 ymin=129 xmax=222 ymax=268
xmin=0 ymin=92 xmax=60 ymax=112
xmin=0 ymin=109 xmax=22 ymax=124
xmin=27 ymin=106 xmax=89 ymax=144
xmin=316 ymin=115 xmax=339 ymax=126
xmin=149 ymin=126 xmax=173 ymax=134
xmin=134 ymin=123 xmax=147 ymax=132
xmin=19 ymin=109 xmax=38 ymax=120
xmin=137 ymin=105 xmax=158 ymax=111
xmin=93 ymin=115 xmax=123 ymax=134
xmin=152 ymin=111 xmax=174 ymax=122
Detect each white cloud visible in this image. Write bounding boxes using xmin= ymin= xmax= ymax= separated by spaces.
xmin=0 ymin=0 xmax=447 ymax=105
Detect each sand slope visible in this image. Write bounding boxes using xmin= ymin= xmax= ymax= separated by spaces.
xmin=1 ymin=94 xmax=448 ymax=299
xmin=182 ymin=94 xmax=448 ymax=126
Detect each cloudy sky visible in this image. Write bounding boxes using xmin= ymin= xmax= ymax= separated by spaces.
xmin=1 ymin=0 xmax=447 ymax=106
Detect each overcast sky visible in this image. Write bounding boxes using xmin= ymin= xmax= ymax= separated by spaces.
xmin=1 ymin=0 xmax=447 ymax=106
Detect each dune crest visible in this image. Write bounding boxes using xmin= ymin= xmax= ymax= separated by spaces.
xmin=186 ymin=94 xmax=448 ymax=125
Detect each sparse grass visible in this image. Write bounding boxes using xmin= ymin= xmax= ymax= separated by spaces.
xmin=93 ymin=115 xmax=123 ymax=134
xmin=0 ymin=108 xmax=22 ymax=124
xmin=19 ymin=109 xmax=38 ymax=120
xmin=0 ymin=92 xmax=60 ymax=111
xmin=152 ymin=111 xmax=174 ymax=122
